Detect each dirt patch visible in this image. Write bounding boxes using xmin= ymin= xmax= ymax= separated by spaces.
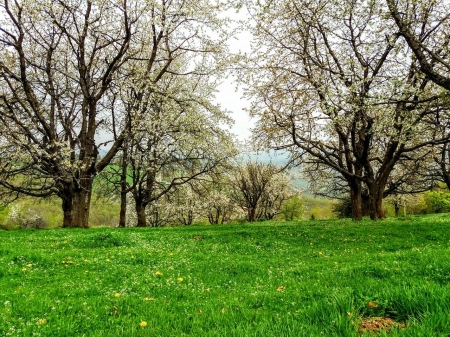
xmin=358 ymin=317 xmax=406 ymax=335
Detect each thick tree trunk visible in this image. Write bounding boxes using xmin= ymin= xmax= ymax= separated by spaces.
xmin=136 ymin=203 xmax=147 ymax=227
xmin=60 ymin=178 xmax=93 ymax=228
xmin=72 ymin=186 xmax=93 ymax=228
xmin=248 ymin=207 xmax=257 ymax=222
xmin=61 ymin=195 xmax=74 ymax=228
xmin=366 ymin=180 xmax=386 ymax=220
xmin=349 ymin=181 xmax=363 ymax=221
xmin=361 ymin=193 xmax=371 ymax=217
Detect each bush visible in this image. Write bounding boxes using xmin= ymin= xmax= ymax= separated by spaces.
xmin=280 ymin=195 xmax=303 ymax=221
xmin=6 ymin=204 xmax=48 ymax=229
xmin=424 ymin=190 xmax=450 ymax=213
xmin=332 ymin=199 xmax=353 ymax=218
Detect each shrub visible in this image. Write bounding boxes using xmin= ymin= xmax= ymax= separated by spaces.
xmin=424 ymin=190 xmax=450 ymax=213
xmin=280 ymin=195 xmax=303 ymax=221
xmin=332 ymin=199 xmax=353 ymax=218
xmin=6 ymin=204 xmax=48 ymax=229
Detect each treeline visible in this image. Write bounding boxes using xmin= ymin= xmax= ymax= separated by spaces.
xmin=1 ymin=0 xmax=450 ymax=227
xmin=0 ymin=162 xmax=304 ymax=229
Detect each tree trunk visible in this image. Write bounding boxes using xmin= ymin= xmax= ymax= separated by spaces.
xmin=361 ymin=192 xmax=371 ymax=216
xmin=136 ymin=203 xmax=147 ymax=227
xmin=72 ymin=186 xmax=92 ymax=228
xmin=349 ymin=182 xmax=363 ymax=221
xmin=61 ymin=195 xmax=74 ymax=228
xmin=366 ymin=180 xmax=385 ymax=220
xmin=119 ymin=149 xmax=128 ymax=227
xmin=119 ymin=190 xmax=127 ymax=227
xmin=60 ymin=178 xmax=92 ymax=228
xmin=394 ymin=201 xmax=400 ymax=216
xmin=248 ymin=207 xmax=257 ymax=222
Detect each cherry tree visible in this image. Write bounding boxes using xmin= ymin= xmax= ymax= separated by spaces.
xmin=0 ymin=0 xmax=234 ymax=227
xmin=241 ymin=0 xmax=449 ymax=220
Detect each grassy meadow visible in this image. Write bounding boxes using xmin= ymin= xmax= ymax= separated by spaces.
xmin=1 ymin=215 xmax=450 ymax=336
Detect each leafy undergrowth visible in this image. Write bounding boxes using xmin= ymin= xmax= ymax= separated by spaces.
xmin=1 ymin=214 xmax=450 ymax=336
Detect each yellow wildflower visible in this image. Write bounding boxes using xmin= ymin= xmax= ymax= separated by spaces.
xmin=177 ymin=277 xmax=184 ymax=282
xmin=37 ymin=318 xmax=47 ymax=326
xmin=139 ymin=321 xmax=148 ymax=328
xmin=114 ymin=293 xmax=121 ymax=298
xmin=22 ymin=268 xmax=27 ymax=272
xmin=155 ymin=271 xmax=163 ymax=277
xmin=27 ymin=264 xmax=32 ymax=267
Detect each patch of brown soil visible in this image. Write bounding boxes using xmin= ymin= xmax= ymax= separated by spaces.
xmin=358 ymin=317 xmax=405 ymax=335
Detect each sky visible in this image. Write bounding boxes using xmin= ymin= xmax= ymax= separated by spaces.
xmin=214 ymin=9 xmax=255 ymax=142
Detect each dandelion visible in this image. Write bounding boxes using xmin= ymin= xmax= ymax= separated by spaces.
xmin=84 ymin=270 xmax=89 ymax=274
xmin=143 ymin=297 xmax=155 ymax=301
xmin=114 ymin=293 xmax=121 ymax=298
xmin=155 ymin=271 xmax=163 ymax=277
xmin=106 ymin=259 xmax=110 ymax=262
xmin=22 ymin=268 xmax=27 ymax=272
xmin=318 ymin=252 xmax=323 ymax=255
xmin=83 ymin=259 xmax=88 ymax=262
xmin=139 ymin=321 xmax=147 ymax=328
xmin=26 ymin=264 xmax=32 ymax=268
xmin=367 ymin=301 xmax=379 ymax=309
xmin=177 ymin=277 xmax=184 ymax=282
xmin=37 ymin=318 xmax=47 ymax=326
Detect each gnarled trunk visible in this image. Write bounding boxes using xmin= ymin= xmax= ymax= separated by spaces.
xmin=60 ymin=178 xmax=93 ymax=228
xmin=349 ymin=180 xmax=363 ymax=221
xmin=366 ymin=180 xmax=386 ymax=220
xmin=247 ymin=207 xmax=257 ymax=222
xmin=136 ymin=203 xmax=147 ymax=227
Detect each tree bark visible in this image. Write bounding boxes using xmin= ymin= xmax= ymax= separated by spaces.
xmin=72 ymin=187 xmax=92 ymax=228
xmin=366 ymin=180 xmax=386 ymax=220
xmin=136 ymin=203 xmax=147 ymax=227
xmin=61 ymin=195 xmax=74 ymax=228
xmin=348 ymin=178 xmax=363 ymax=221
xmin=248 ymin=207 xmax=257 ymax=222
xmin=119 ymin=149 xmax=128 ymax=227
xmin=394 ymin=201 xmax=400 ymax=216
xmin=60 ymin=179 xmax=92 ymax=228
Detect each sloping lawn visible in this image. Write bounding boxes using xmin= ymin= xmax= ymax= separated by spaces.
xmin=1 ymin=214 xmax=450 ymax=336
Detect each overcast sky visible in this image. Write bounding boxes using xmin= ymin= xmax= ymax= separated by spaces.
xmin=214 ymin=9 xmax=254 ymax=142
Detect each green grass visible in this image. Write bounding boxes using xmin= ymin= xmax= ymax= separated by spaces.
xmin=1 ymin=215 xmax=450 ymax=336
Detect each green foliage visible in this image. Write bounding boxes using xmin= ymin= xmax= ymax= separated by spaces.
xmin=424 ymin=189 xmax=450 ymax=213
xmin=332 ymin=199 xmax=353 ymax=218
xmin=2 ymin=215 xmax=450 ymax=335
xmin=280 ymin=195 xmax=303 ymax=221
